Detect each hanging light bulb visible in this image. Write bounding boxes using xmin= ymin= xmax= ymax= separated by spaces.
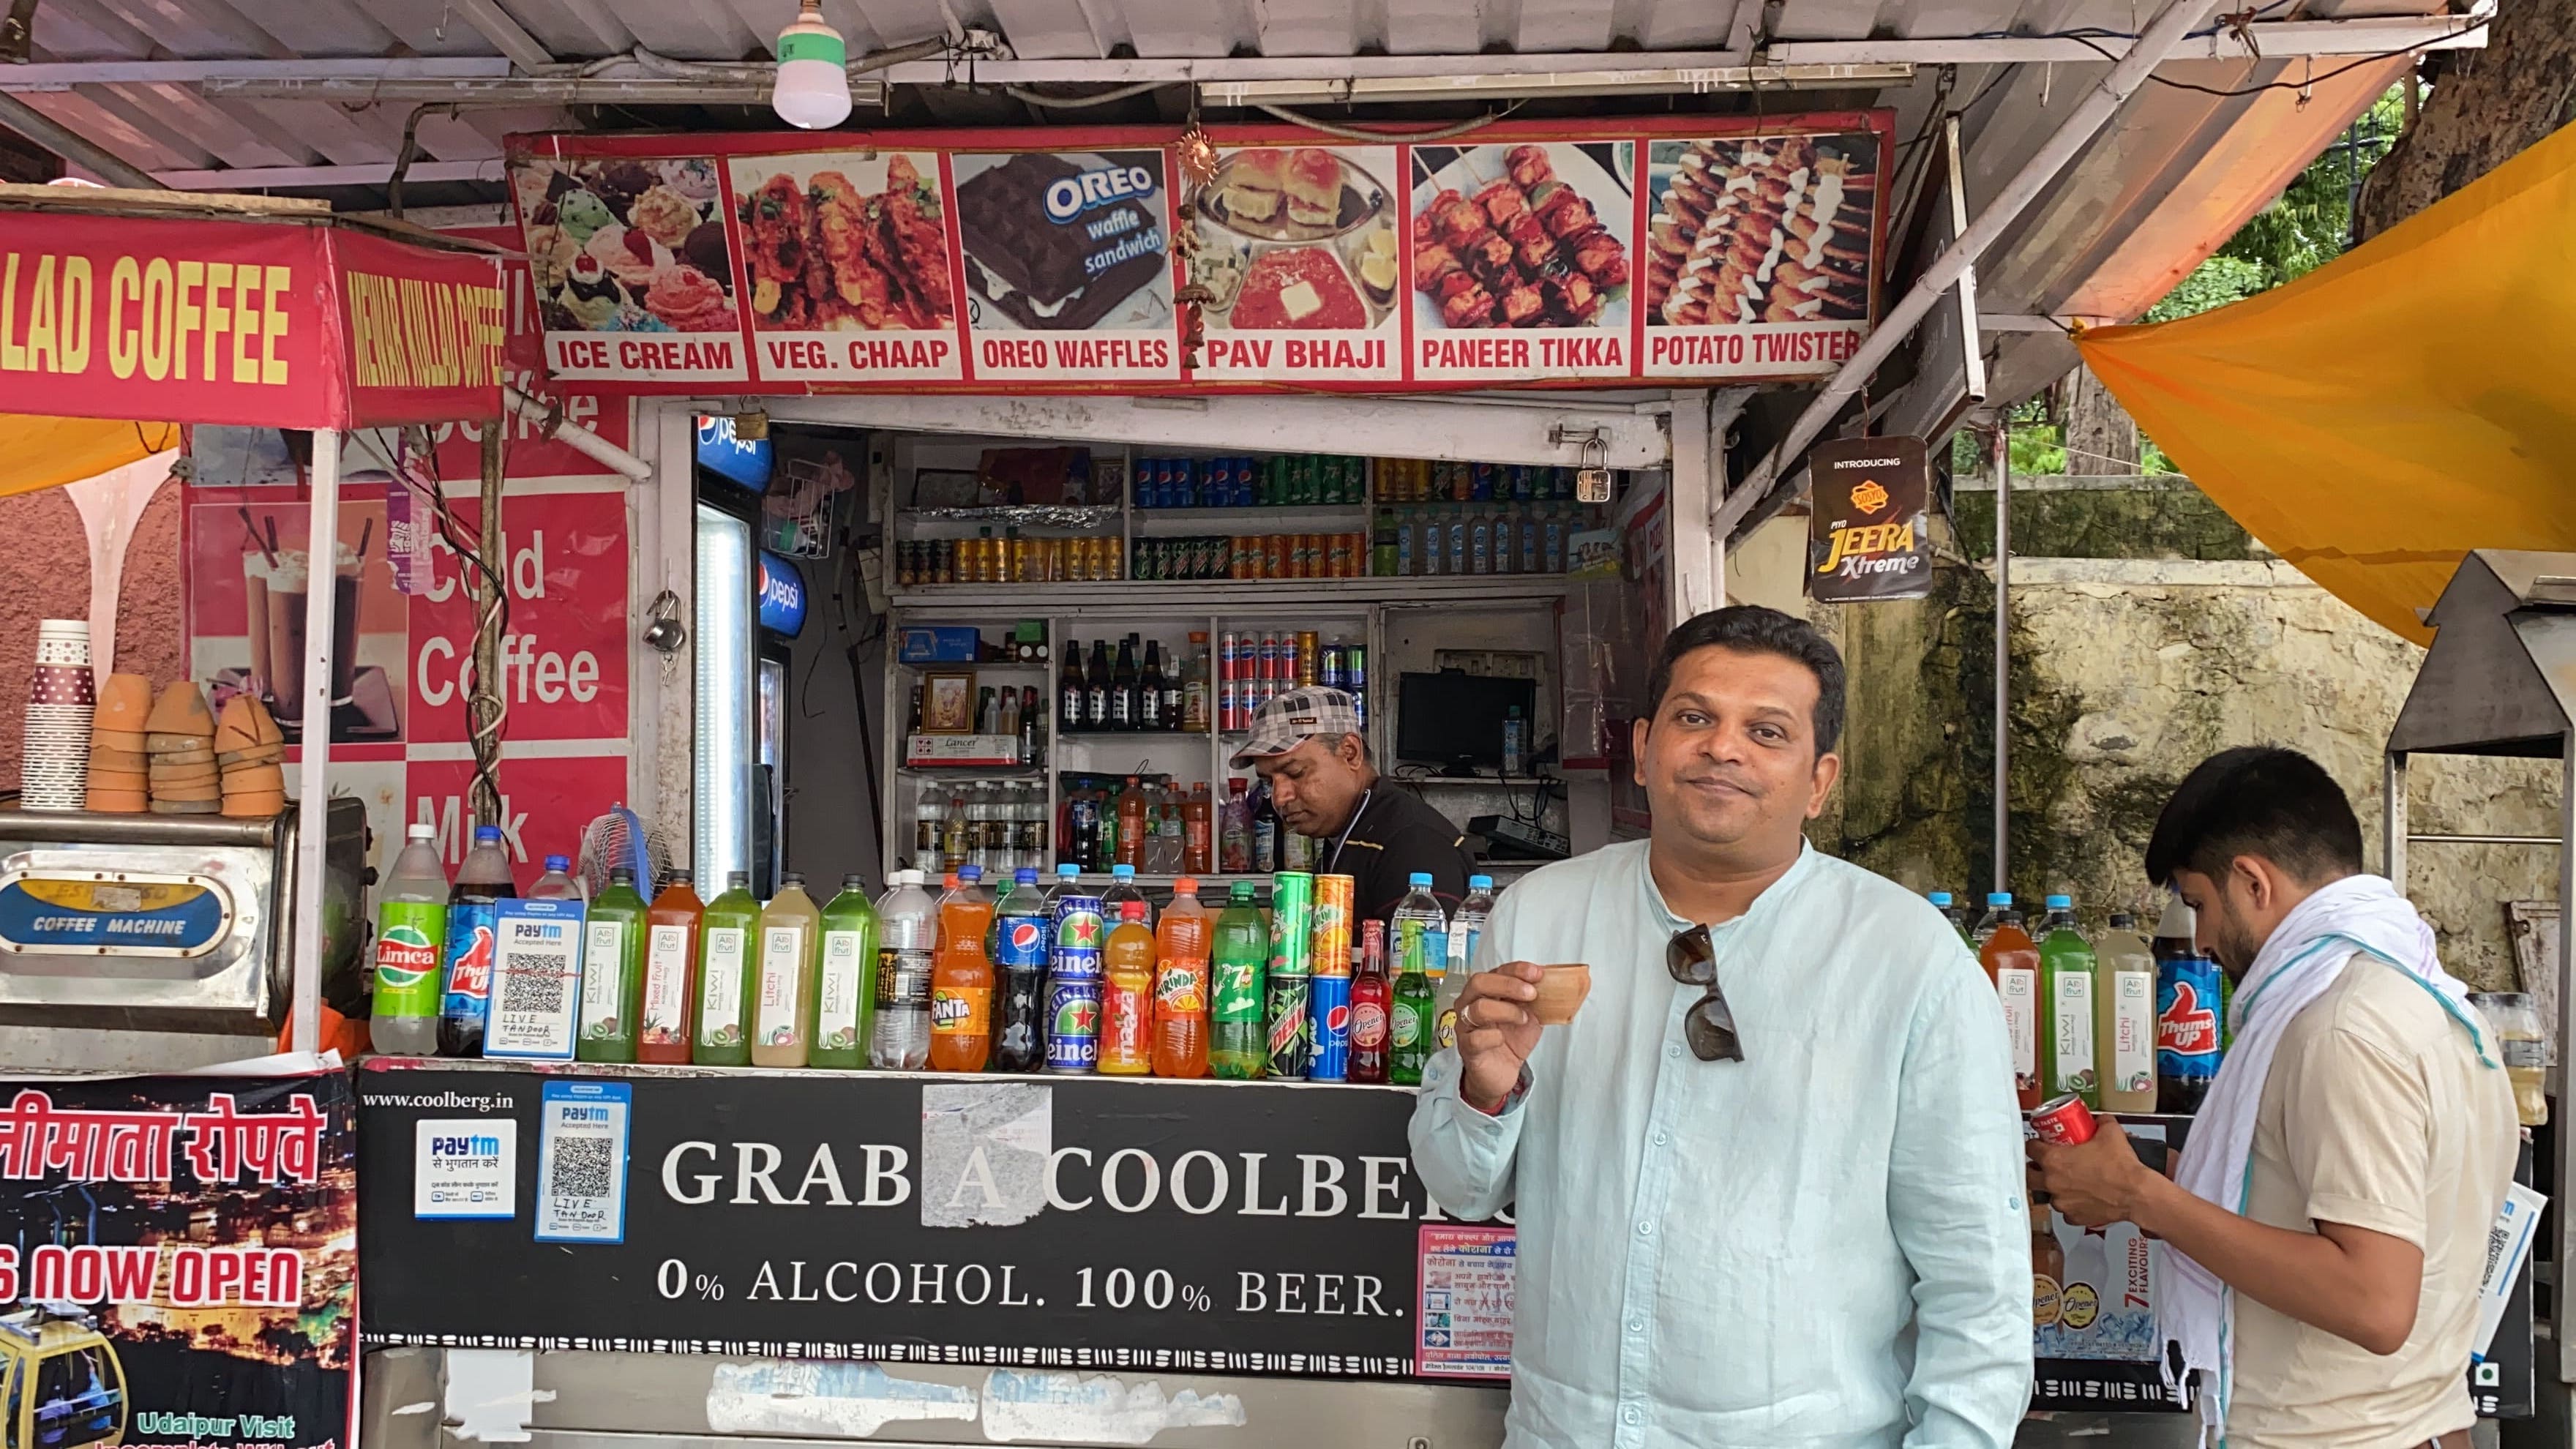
xmin=772 ymin=0 xmax=851 ymax=130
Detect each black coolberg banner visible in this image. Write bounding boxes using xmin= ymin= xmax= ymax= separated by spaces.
xmin=358 ymin=1063 xmax=1434 ymax=1378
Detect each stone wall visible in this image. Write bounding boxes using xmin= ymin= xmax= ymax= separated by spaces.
xmin=1737 ymin=500 xmax=2553 ymax=992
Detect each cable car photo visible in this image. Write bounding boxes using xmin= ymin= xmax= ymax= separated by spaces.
xmin=0 ymin=1306 xmax=125 ymax=1449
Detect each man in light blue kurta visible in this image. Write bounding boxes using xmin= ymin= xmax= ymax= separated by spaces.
xmin=1411 ymin=606 xmax=2031 ymax=1449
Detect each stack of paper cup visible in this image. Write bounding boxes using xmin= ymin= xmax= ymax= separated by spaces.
xmin=21 ymin=619 xmax=95 ymax=811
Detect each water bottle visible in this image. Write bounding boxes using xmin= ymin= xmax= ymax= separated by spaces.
xmin=1389 ymin=872 xmax=1450 ymax=993
xmin=1103 ymin=862 xmax=1150 ymax=928
xmin=869 ymin=869 xmax=938 ymax=1070
xmin=528 ymin=854 xmax=581 ymax=900
xmin=370 ymin=824 xmax=449 ymax=1056
xmin=1437 ymin=874 xmax=1496 ymax=1050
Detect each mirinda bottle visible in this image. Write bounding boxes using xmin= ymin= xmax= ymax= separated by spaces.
xmin=929 ymin=866 xmax=995 ymax=1071
xmin=1151 ymin=878 xmax=1212 ymax=1078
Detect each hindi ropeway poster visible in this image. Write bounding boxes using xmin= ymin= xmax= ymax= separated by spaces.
xmin=0 ymin=1071 xmax=356 ymax=1449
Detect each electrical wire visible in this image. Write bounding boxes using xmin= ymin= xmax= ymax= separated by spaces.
xmin=1001 ymin=80 xmax=1167 ymax=108
xmin=389 ymin=425 xmax=512 ymax=824
xmin=2059 ymin=20 xmax=2479 ymax=98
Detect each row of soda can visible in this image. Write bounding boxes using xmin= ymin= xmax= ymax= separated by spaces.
xmin=1216 ymin=634 xmax=1365 ymax=733
xmin=1036 ymin=870 xmax=1363 ymax=1079
xmin=1132 ymin=454 xmax=1369 ymax=509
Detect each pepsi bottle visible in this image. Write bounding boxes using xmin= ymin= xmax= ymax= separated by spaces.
xmin=2152 ymin=894 xmax=2223 ymax=1114
xmin=992 ymin=868 xmax=1050 ymax=1072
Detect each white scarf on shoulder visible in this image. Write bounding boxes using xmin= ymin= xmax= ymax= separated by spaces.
xmin=2160 ymin=873 xmax=2493 ymax=1442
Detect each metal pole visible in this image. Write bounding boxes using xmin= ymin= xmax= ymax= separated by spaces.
xmin=2558 ymin=740 xmax=2576 ymax=1382
xmin=2383 ymin=752 xmax=2408 ymax=887
xmin=1713 ymin=0 xmax=2228 ymax=539
xmin=470 ymin=422 xmax=505 ymax=831
xmin=288 ymin=432 xmax=340 ymax=1055
xmin=1992 ymin=423 xmax=2010 ymax=892
xmin=0 ymin=91 xmax=162 ymax=190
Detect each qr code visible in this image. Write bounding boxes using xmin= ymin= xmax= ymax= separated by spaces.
xmin=549 ymin=1134 xmax=615 ymax=1198
xmin=503 ymin=952 xmax=569 ymax=1015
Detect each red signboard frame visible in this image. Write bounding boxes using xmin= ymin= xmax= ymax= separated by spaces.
xmin=508 ymin=112 xmax=1892 ymax=397
xmin=0 ymin=208 xmax=506 ymax=429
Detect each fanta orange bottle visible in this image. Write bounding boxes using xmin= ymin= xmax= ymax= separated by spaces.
xmin=929 ymin=866 xmax=995 ymax=1071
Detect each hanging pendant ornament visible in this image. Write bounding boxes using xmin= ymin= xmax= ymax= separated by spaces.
xmin=1173 ymin=198 xmax=1211 ymax=372
xmin=1177 ymin=121 xmax=1221 ymax=190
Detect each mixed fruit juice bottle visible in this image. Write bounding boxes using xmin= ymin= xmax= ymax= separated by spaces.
xmin=637 ymin=869 xmax=703 ymax=1064
xmin=1976 ymin=893 xmax=2043 ymax=1110
xmin=2037 ymin=894 xmax=2099 ymax=1109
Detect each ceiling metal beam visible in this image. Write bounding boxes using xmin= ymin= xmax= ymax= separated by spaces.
xmin=0 ymin=59 xmax=514 ymax=91
xmin=202 ymin=75 xmax=883 ymax=107
xmin=1199 ymin=62 xmax=1913 ymax=105
xmin=444 ymin=0 xmax=557 ymax=71
xmin=0 ymin=89 xmax=160 ymax=188
xmin=1767 ymin=12 xmax=2488 ymax=66
xmin=150 ymin=158 xmax=506 ymax=190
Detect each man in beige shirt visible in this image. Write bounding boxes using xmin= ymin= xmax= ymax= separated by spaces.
xmin=2032 ymin=747 xmax=2517 ymax=1448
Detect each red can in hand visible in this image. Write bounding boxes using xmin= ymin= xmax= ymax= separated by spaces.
xmin=2031 ymin=1093 xmax=2098 ymax=1145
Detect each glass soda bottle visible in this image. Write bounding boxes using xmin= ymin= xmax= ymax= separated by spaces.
xmin=637 ymin=869 xmax=702 ymax=1064
xmin=1208 ymin=881 xmax=1268 ymax=1079
xmin=2094 ymin=910 xmax=2159 ymax=1112
xmin=1349 ymin=920 xmax=1392 ymax=1084
xmin=694 ymin=872 xmax=760 ymax=1066
xmin=1099 ymin=900 xmax=1156 ymax=1075
xmin=370 ymin=823 xmax=447 ymax=1056
xmin=812 ymin=875 xmax=878 ymax=1070
xmin=1390 ymin=923 xmax=1436 ymax=1086
xmin=871 ymin=869 xmax=937 ymax=1070
xmin=929 ymin=866 xmax=995 ymax=1071
xmin=1152 ymin=878 xmax=1211 ymax=1078
xmin=1976 ymin=892 xmax=2043 ymax=1110
xmin=576 ymin=866 xmax=648 ymax=1064
xmin=752 ymin=873 xmax=823 ymax=1067
xmin=2037 ymin=894 xmax=2099 ymax=1109
xmin=991 ymin=867 xmax=1051 ymax=1073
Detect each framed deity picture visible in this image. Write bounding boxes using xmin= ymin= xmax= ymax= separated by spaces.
xmin=921 ymin=669 xmax=978 ymax=734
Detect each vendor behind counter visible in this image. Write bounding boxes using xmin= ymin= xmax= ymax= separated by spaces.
xmin=1232 ymin=687 xmax=1472 ymax=917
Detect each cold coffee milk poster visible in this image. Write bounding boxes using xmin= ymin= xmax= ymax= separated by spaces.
xmin=181 ymin=466 xmax=632 ymax=895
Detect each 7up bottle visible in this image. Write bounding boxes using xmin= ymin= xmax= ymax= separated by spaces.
xmin=371 ymin=824 xmax=449 ymax=1055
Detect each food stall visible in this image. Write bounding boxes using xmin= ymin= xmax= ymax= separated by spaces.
xmin=334 ymin=111 xmax=2291 ymax=1448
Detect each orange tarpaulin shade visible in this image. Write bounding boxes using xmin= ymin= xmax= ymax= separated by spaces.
xmin=0 ymin=414 xmax=175 ymax=501
xmin=2075 ymin=119 xmax=2576 ymax=646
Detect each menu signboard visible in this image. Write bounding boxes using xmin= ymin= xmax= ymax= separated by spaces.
xmin=506 ymin=113 xmax=1888 ymax=396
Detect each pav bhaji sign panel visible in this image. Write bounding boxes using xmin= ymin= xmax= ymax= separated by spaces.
xmin=0 ymin=206 xmax=503 ymax=427
xmin=506 ymin=114 xmax=1888 ymax=396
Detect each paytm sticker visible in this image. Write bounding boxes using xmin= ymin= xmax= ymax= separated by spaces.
xmin=416 ymin=1118 xmax=516 ymax=1220
xmin=535 ymin=1080 xmax=630 ymax=1244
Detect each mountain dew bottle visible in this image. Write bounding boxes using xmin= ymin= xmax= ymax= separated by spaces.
xmin=371 ymin=824 xmax=449 ymax=1055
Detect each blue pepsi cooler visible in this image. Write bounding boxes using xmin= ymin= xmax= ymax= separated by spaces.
xmin=1308 ymin=973 xmax=1351 ymax=1081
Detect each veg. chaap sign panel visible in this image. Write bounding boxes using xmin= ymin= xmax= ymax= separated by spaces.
xmin=1806 ymin=435 xmax=1933 ymax=603
xmin=0 ymin=205 xmax=503 ymax=429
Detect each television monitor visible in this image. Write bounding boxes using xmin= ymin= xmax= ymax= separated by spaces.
xmin=1396 ymin=670 xmax=1540 ymax=773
